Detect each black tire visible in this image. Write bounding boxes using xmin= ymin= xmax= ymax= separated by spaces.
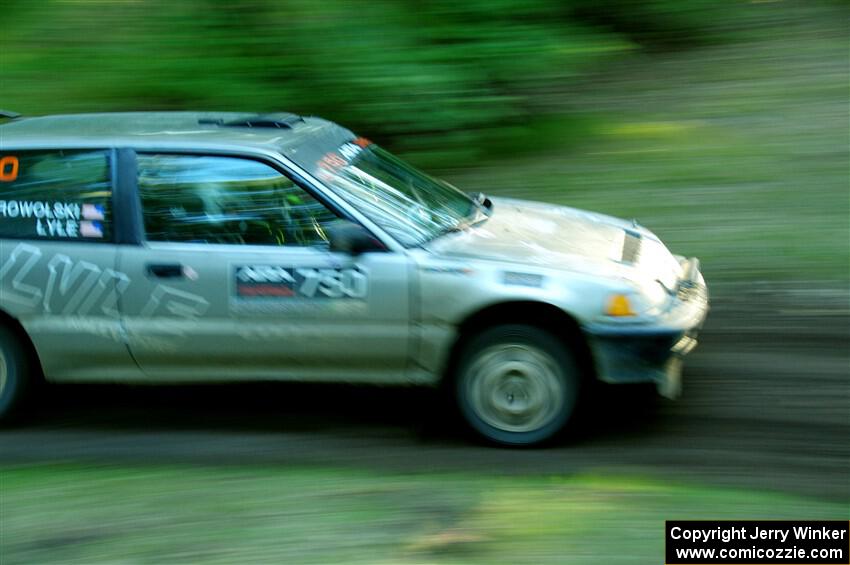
xmin=455 ymin=324 xmax=581 ymax=446
xmin=0 ymin=325 xmax=32 ymax=422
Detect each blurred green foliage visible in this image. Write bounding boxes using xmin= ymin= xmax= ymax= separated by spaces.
xmin=1 ymin=0 xmax=751 ymax=150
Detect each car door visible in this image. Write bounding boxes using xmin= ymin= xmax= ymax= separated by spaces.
xmin=118 ymin=152 xmax=412 ymax=383
xmin=0 ymin=148 xmax=141 ymax=380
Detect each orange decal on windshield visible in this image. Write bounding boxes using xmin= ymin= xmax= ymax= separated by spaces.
xmin=319 ymin=152 xmax=346 ymax=171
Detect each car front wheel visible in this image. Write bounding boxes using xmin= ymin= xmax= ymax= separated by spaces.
xmin=455 ymin=324 xmax=581 ymax=446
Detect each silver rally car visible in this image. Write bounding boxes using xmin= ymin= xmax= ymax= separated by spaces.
xmin=0 ymin=111 xmax=708 ymax=445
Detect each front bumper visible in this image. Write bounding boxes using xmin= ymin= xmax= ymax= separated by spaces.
xmin=582 ymin=259 xmax=709 ymax=398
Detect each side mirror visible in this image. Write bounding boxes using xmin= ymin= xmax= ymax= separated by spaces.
xmin=327 ymin=220 xmax=384 ymax=255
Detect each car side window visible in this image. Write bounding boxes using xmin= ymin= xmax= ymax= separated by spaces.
xmin=0 ymin=150 xmax=113 ymax=242
xmin=137 ymin=154 xmax=341 ymax=246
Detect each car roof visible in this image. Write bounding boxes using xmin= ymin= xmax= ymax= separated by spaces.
xmin=0 ymin=112 xmax=354 ymax=157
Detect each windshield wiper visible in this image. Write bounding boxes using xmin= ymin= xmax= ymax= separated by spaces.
xmin=423 ymin=193 xmax=492 ymax=244
xmin=435 ymin=206 xmax=489 ymax=239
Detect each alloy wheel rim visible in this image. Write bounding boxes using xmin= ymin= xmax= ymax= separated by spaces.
xmin=465 ymin=343 xmax=565 ymax=433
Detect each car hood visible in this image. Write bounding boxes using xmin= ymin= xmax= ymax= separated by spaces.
xmin=425 ymin=197 xmax=682 ymax=286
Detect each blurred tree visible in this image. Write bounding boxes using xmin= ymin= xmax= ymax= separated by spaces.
xmin=0 ymin=0 xmax=749 ymax=153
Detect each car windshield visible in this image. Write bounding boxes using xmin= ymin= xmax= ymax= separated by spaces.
xmin=316 ymin=142 xmax=477 ymax=247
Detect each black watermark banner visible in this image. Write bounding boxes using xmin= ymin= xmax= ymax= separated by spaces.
xmin=666 ymin=521 xmax=849 ymax=564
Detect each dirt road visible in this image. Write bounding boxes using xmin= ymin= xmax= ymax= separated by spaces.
xmin=1 ymin=285 xmax=847 ymax=500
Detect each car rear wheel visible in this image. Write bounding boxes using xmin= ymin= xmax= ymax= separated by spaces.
xmin=0 ymin=326 xmax=32 ymax=422
xmin=455 ymin=324 xmax=581 ymax=446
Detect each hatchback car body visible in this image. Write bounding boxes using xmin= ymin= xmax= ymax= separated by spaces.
xmin=0 ymin=112 xmax=708 ymax=445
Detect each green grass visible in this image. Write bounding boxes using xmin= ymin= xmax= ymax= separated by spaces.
xmin=1 ymin=464 xmax=846 ymax=564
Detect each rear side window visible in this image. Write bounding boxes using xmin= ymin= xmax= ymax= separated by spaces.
xmin=137 ymin=154 xmax=342 ymax=246
xmin=0 ymin=150 xmax=113 ymax=242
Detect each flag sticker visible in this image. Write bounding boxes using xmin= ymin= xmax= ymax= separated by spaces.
xmin=80 ymin=220 xmax=104 ymax=238
xmin=82 ymin=203 xmax=105 ymax=220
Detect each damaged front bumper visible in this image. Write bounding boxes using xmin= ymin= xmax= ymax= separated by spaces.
xmin=582 ymin=258 xmax=709 ymax=398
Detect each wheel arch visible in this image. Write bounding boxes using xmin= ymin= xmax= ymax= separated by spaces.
xmin=442 ymin=300 xmax=596 ymax=386
xmin=0 ymin=308 xmax=44 ymax=380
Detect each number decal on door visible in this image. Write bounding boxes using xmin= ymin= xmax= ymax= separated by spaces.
xmin=235 ymin=265 xmax=368 ymax=299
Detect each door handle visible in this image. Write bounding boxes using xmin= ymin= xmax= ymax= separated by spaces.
xmin=146 ymin=263 xmax=185 ymax=279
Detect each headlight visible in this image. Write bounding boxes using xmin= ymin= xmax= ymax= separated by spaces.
xmin=637 ymin=278 xmax=670 ymax=307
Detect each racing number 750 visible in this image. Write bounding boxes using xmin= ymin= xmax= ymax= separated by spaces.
xmin=296 ymin=267 xmax=368 ymax=298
